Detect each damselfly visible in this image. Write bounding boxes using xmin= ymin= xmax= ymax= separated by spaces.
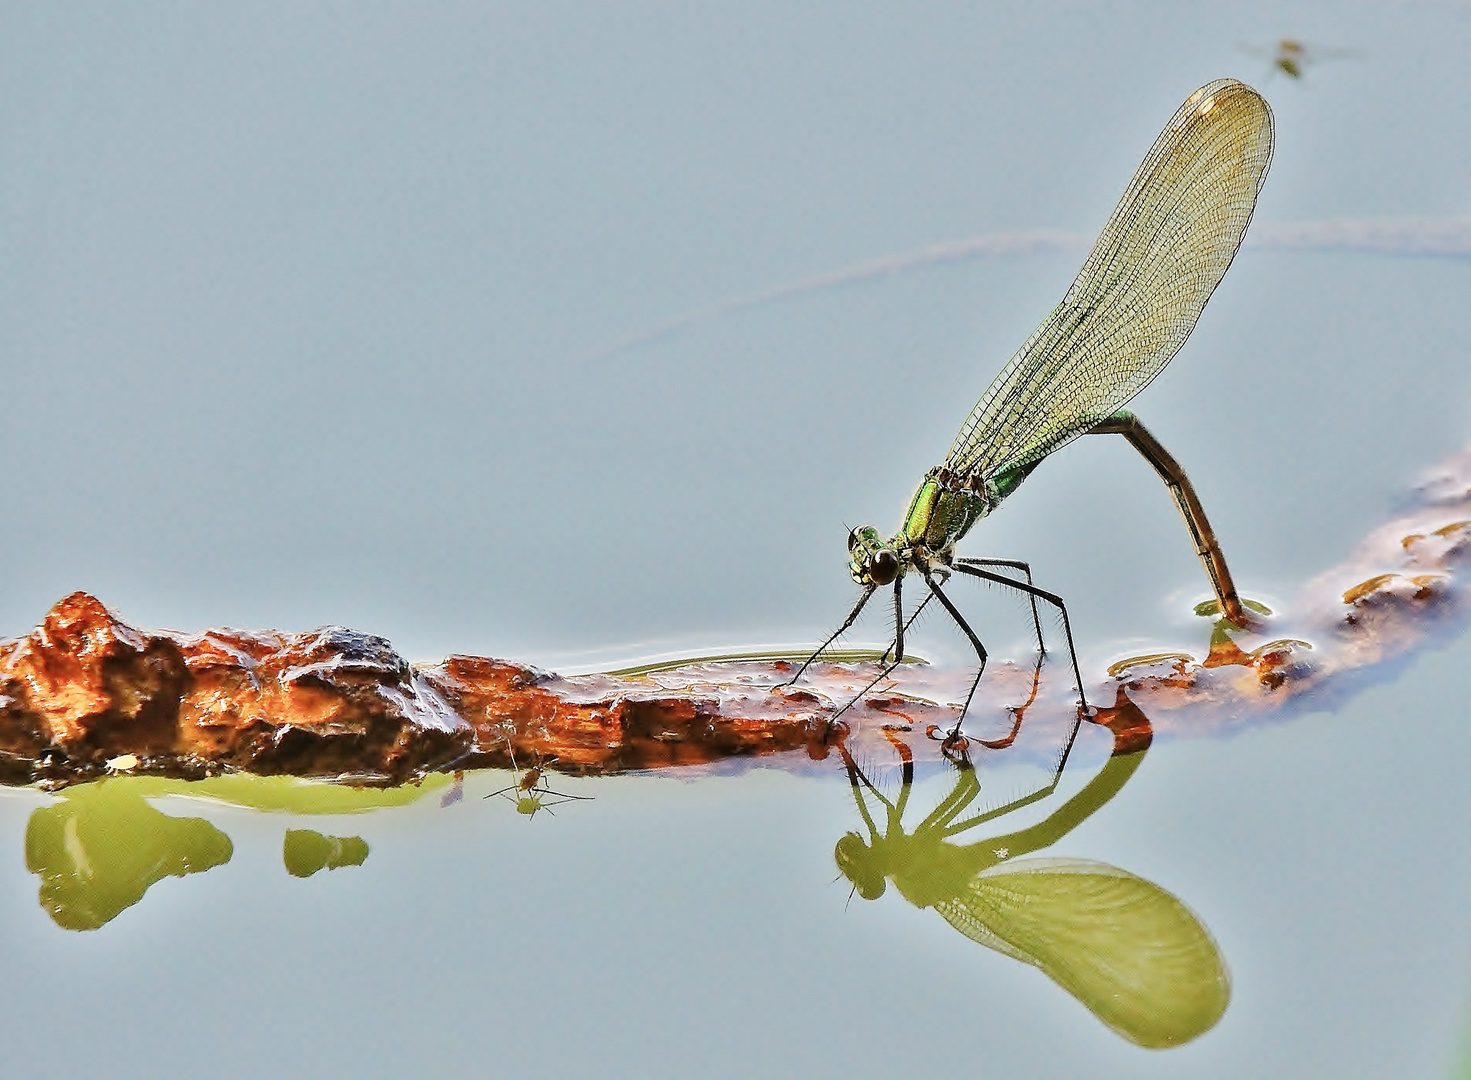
xmin=792 ymin=79 xmax=1275 ymax=746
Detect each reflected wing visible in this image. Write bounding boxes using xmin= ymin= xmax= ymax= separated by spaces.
xmin=935 ymin=857 xmax=1229 ymax=1048
xmin=946 ymin=79 xmax=1274 ymax=479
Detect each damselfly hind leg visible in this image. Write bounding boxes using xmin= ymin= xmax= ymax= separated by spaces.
xmin=953 ymin=562 xmax=1090 ymax=724
xmin=955 ymin=557 xmax=1045 ymax=653
xmin=908 ymin=562 xmax=1088 ymax=745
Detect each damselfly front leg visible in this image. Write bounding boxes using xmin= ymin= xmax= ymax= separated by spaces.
xmin=881 ymin=591 xmax=934 ymax=663
xmin=826 ymin=575 xmax=912 ymax=726
xmin=784 ymin=584 xmax=878 ymax=687
xmin=792 ymin=557 xmax=1075 ymax=741
xmin=788 ymin=579 xmax=933 ymax=731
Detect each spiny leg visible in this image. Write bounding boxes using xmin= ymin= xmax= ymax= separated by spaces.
xmin=891 ymin=574 xmax=905 ymax=670
xmin=928 ymin=658 xmax=1091 ymax=837
xmin=911 ymin=760 xmax=986 ymax=833
xmin=919 ymin=569 xmax=990 ymax=741
xmin=928 ymin=664 xmax=1136 ymax=839
xmin=955 ymin=557 xmax=1044 ymax=653
xmin=786 ymin=583 xmax=878 ymax=686
xmin=881 ymin=590 xmax=936 ymax=663
xmin=827 ymin=578 xmax=910 ymax=732
xmin=827 ymin=653 xmax=906 ymax=730
xmin=938 ymin=733 xmax=1080 ymax=836
xmin=838 ymin=743 xmax=887 ymax=842
xmin=953 ymin=562 xmax=1094 ymax=732
xmin=838 ymin=730 xmax=923 ymax=846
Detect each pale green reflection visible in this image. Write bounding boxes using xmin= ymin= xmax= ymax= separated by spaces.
xmin=129 ymin=772 xmax=449 ymax=814
xmin=25 ymin=780 xmax=233 ymax=932
xmin=24 ymin=774 xmax=445 ymax=930
xmin=837 ymin=706 xmax=1228 ymax=1048
xmin=283 ymin=830 xmax=370 ymax=877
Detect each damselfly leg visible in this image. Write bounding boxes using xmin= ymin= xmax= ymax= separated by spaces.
xmin=791 ymin=555 xmax=1084 ymax=744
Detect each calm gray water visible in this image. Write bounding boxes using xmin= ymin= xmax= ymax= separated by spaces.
xmin=2 ymin=2 xmax=1470 ymax=1076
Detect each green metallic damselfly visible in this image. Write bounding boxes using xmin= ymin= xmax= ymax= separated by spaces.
xmin=791 ymin=79 xmax=1275 ymax=752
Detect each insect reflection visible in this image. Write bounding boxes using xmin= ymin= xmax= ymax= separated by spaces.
xmin=484 ymin=746 xmax=592 ymax=818
xmin=834 ymin=698 xmax=1229 ymax=1048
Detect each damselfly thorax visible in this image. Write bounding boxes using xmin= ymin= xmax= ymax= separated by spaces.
xmin=848 ymin=462 xmax=1039 ymax=587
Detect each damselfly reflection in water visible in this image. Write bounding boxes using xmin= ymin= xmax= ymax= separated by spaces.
xmin=791 ymin=79 xmax=1275 ymax=768
xmin=835 ymin=703 xmax=1228 ymax=1048
xmin=485 ymin=746 xmax=592 ymax=819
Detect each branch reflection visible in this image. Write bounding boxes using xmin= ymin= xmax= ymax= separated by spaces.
xmin=20 ymin=774 xmax=430 ymax=930
xmin=26 ymin=781 xmax=233 ymax=931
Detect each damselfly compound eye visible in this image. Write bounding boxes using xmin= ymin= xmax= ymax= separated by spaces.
xmin=871 ymin=549 xmax=899 ymax=586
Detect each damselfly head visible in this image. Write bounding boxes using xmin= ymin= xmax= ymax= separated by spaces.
xmin=847 ymin=525 xmax=900 ymax=586
xmin=834 ymin=832 xmax=886 ymax=900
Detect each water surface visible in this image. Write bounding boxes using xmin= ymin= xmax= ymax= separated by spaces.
xmin=2 ymin=3 xmax=1470 ymax=1076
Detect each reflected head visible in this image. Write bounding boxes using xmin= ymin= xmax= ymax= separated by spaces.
xmin=835 ymin=832 xmax=886 ymax=900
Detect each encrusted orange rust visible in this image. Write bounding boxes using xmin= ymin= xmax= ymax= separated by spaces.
xmin=427 ymin=655 xmax=820 ymax=775
xmin=0 ymin=593 xmax=473 ymax=787
xmin=0 ymin=593 xmax=827 ymax=788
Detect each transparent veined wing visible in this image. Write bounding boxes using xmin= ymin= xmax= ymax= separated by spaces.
xmin=945 ymin=78 xmax=1274 ymax=480
xmin=934 ymin=856 xmax=1229 ymax=1048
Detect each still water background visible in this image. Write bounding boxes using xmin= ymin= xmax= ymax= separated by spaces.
xmin=2 ymin=1 xmax=1470 ymax=1076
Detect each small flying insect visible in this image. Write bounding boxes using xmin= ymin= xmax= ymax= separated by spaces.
xmin=1242 ymin=38 xmax=1361 ymax=82
xmin=440 ymin=770 xmax=466 ymax=808
xmin=790 ymin=79 xmax=1275 ymax=754
xmin=484 ymin=746 xmax=592 ymax=818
